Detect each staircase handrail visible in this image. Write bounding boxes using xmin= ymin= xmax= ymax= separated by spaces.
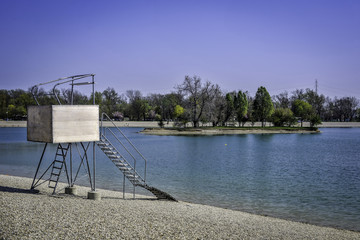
xmin=100 ymin=112 xmax=147 ymax=182
xmin=103 ymin=130 xmax=146 ymax=183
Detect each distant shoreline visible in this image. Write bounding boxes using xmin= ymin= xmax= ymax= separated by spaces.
xmin=1 ymin=120 xmax=360 ymax=128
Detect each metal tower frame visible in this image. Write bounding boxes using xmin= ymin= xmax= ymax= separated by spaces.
xmin=29 ymin=74 xmax=97 ymax=194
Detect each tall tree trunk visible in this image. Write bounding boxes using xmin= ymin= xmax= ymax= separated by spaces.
xmin=193 ymin=120 xmax=199 ymax=128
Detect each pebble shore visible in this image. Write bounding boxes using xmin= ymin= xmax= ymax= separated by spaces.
xmin=1 ymin=175 xmax=359 ymax=239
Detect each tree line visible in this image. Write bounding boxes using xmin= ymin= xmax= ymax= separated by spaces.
xmin=1 ymin=75 xmax=359 ymax=127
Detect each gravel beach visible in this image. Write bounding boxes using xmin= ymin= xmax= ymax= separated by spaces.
xmin=1 ymin=174 xmax=359 ymax=239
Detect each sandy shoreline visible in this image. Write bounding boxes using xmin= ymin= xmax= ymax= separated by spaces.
xmin=0 ymin=174 xmax=359 ymax=239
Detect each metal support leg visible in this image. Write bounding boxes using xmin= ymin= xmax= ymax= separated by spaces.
xmin=133 ymin=185 xmax=135 ymax=199
xmin=70 ymin=143 xmax=73 ymax=187
xmin=31 ymin=143 xmax=48 ymax=189
xmin=73 ymin=142 xmax=92 ymax=187
xmin=123 ymin=174 xmax=125 ymax=199
xmin=93 ymin=141 xmax=96 ymax=191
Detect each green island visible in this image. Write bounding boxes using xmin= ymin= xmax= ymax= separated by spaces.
xmin=140 ymin=126 xmax=319 ymax=136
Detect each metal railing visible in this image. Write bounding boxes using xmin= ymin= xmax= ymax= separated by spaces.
xmin=30 ymin=74 xmax=95 ymax=105
xmin=100 ymin=112 xmax=147 ymax=183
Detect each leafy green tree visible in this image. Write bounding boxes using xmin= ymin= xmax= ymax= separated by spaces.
xmin=292 ymin=99 xmax=313 ymax=127
xmin=253 ymin=86 xmax=274 ymax=127
xmin=140 ymin=100 xmax=150 ymax=120
xmin=309 ymin=113 xmax=322 ymax=128
xmin=271 ymin=108 xmax=296 ymax=127
xmin=128 ymin=98 xmax=143 ymax=120
xmin=161 ymin=93 xmax=182 ymax=122
xmin=355 ymin=108 xmax=360 ymax=121
xmin=146 ymin=93 xmax=164 ymax=117
xmin=333 ymin=97 xmax=358 ymax=122
xmin=304 ymin=89 xmax=325 ymax=117
xmin=89 ymin=91 xmax=103 ymax=106
xmin=223 ymin=92 xmax=235 ymax=125
xmin=235 ymin=91 xmax=248 ymax=127
xmin=174 ymin=105 xmax=184 ymax=119
xmin=102 ymin=87 xmax=121 ymax=117
xmin=6 ymin=104 xmax=26 ymax=119
xmin=0 ymin=90 xmax=10 ymax=119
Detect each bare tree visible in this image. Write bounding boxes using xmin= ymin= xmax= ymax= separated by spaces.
xmin=204 ymin=84 xmax=225 ymax=127
xmin=125 ymin=90 xmax=142 ymax=103
xmin=176 ymin=75 xmax=216 ymax=127
xmin=273 ymin=91 xmax=291 ymax=109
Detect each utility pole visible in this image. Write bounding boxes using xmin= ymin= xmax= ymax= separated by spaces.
xmin=315 ymin=79 xmax=318 ymax=94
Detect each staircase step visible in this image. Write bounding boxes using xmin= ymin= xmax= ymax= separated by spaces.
xmin=113 ymin=162 xmax=125 ymax=166
xmin=116 ymin=164 xmax=129 ymax=169
xmin=119 ymin=167 xmax=131 ymax=171
xmin=126 ymin=175 xmax=139 ymax=178
xmin=104 ymin=150 xmax=116 ymax=154
xmin=101 ymin=147 xmax=112 ymax=151
xmin=126 ymin=176 xmax=139 ymax=181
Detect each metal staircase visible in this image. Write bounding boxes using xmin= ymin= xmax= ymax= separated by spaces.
xmin=48 ymin=143 xmax=70 ymax=194
xmin=97 ymin=135 xmax=144 ymax=186
xmin=97 ymin=113 xmax=177 ymax=201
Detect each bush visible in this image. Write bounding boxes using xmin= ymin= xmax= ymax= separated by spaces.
xmin=271 ymin=108 xmax=296 ymax=127
xmin=158 ymin=119 xmax=165 ymax=128
xmin=309 ymin=113 xmax=322 ymax=127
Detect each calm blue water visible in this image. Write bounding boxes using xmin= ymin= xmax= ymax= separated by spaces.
xmin=0 ymin=127 xmax=359 ymax=231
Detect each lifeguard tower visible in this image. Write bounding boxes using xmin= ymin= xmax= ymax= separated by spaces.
xmin=28 ymin=74 xmax=176 ymax=201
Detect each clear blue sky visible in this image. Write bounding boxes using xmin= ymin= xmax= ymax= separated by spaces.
xmin=1 ymin=0 xmax=359 ymax=98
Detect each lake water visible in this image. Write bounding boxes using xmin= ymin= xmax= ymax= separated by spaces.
xmin=0 ymin=127 xmax=359 ymax=231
